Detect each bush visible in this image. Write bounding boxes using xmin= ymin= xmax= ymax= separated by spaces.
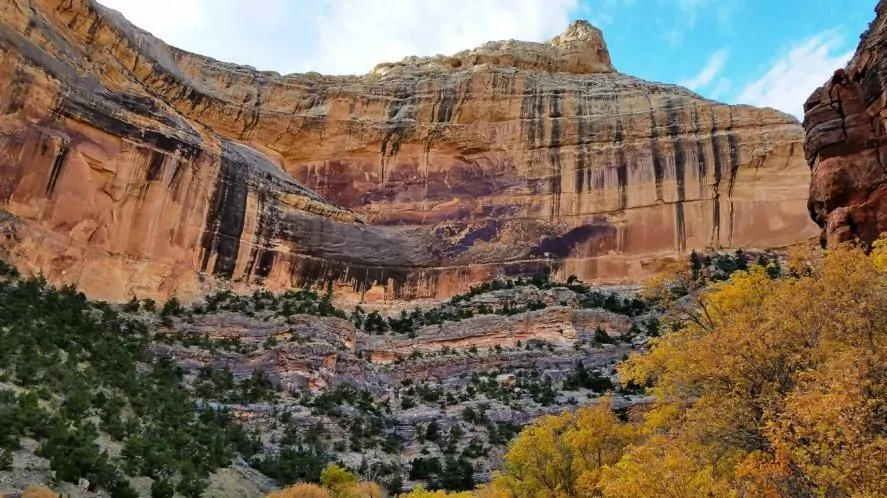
xmin=593 ymin=326 xmax=617 ymax=345
xmin=36 ymin=421 xmax=118 ymax=490
xmin=268 ymin=483 xmax=330 ymax=498
xmin=22 ymin=486 xmax=58 ymax=498
xmin=150 ymin=478 xmax=175 ymax=498
xmin=0 ymin=447 xmax=11 ymax=471
xmin=175 ymin=469 xmax=207 ymax=498
xmin=319 ymin=464 xmax=357 ymax=494
xmin=122 ymin=297 xmax=140 ymax=313
xmin=160 ymin=297 xmax=184 ymax=317
xmin=563 ymin=362 xmax=615 ymax=392
xmin=387 ymin=475 xmax=404 ymax=496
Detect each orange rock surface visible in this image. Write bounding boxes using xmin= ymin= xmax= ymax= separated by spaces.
xmin=0 ymin=0 xmax=818 ymax=301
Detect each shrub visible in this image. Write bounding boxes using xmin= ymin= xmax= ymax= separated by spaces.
xmin=150 ymin=478 xmax=175 ymax=498
xmin=268 ymin=483 xmax=329 ymax=498
xmin=22 ymin=486 xmax=58 ymax=498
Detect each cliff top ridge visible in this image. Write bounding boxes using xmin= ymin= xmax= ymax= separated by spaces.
xmin=370 ymin=19 xmax=615 ymax=77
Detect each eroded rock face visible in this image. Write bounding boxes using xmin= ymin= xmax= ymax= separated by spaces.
xmin=0 ymin=0 xmax=818 ymax=301
xmin=804 ymin=1 xmax=887 ymax=247
xmin=369 ymin=307 xmax=627 ymax=364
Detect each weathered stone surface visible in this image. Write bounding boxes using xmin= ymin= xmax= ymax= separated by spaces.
xmin=0 ymin=0 xmax=817 ymax=302
xmin=369 ymin=307 xmax=628 ymax=364
xmin=804 ymin=1 xmax=887 ymax=247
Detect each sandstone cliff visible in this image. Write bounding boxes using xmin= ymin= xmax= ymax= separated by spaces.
xmin=804 ymin=1 xmax=887 ymax=247
xmin=0 ymin=0 xmax=818 ymax=301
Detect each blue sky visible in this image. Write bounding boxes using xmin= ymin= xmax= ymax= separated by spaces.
xmin=581 ymin=0 xmax=874 ymax=117
xmin=99 ymin=0 xmax=876 ymax=119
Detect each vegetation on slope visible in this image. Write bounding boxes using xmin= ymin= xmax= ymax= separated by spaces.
xmin=371 ymin=241 xmax=887 ymax=497
xmin=0 ymin=266 xmax=261 ymax=497
xmin=0 ymin=246 xmax=782 ymax=497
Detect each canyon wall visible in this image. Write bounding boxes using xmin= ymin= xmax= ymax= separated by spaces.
xmin=804 ymin=1 xmax=887 ymax=248
xmin=0 ymin=0 xmax=818 ymax=301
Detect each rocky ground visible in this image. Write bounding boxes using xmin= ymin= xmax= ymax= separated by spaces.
xmin=0 ymin=271 xmax=656 ymax=497
xmin=156 ymin=278 xmax=653 ymax=493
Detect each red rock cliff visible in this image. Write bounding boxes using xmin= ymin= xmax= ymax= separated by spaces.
xmin=0 ymin=0 xmax=818 ymax=301
xmin=804 ymin=1 xmax=887 ymax=247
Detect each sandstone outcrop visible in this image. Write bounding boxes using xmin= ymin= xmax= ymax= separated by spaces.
xmin=0 ymin=0 xmax=818 ymax=301
xmin=369 ymin=307 xmax=628 ymax=364
xmin=804 ymin=1 xmax=887 ymax=247
xmin=150 ymin=282 xmax=645 ymax=490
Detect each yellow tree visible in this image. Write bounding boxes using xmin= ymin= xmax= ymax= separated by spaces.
xmin=21 ymin=487 xmax=58 ymax=498
xmin=606 ymin=242 xmax=887 ymax=497
xmin=268 ymin=464 xmax=381 ymax=498
xmin=268 ymin=483 xmax=329 ymax=498
xmin=494 ymin=395 xmax=633 ymax=497
xmin=320 ymin=464 xmax=358 ymax=497
xmin=398 ymin=485 xmax=475 ymax=497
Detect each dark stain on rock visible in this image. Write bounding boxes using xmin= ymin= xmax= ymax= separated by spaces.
xmin=99 ymin=90 xmax=159 ymax=118
xmin=531 ymin=223 xmax=616 ymax=258
xmin=665 ymin=99 xmax=687 ymax=252
xmin=385 ymin=81 xmax=417 ymax=122
xmin=726 ymin=136 xmax=741 ymax=197
xmin=60 ymin=97 xmax=202 ymax=161
xmin=168 ymin=161 xmax=186 ymax=198
xmin=575 ymin=97 xmax=588 ymax=193
xmin=199 ymin=142 xmax=249 ymax=278
xmin=4 ymin=67 xmax=32 ymax=115
xmin=710 ymin=106 xmax=724 ymax=243
xmin=648 ymin=99 xmax=664 ymax=202
xmin=146 ymin=150 xmax=165 ymax=181
xmin=287 ymin=253 xmax=419 ymax=298
xmin=614 ymin=102 xmax=628 ymax=211
xmin=436 ymin=85 xmax=457 ymax=123
xmin=549 ymin=89 xmax=563 ymax=218
xmin=242 ymin=87 xmax=262 ymax=137
xmin=502 ymin=260 xmax=563 ymax=279
xmin=491 ymin=70 xmax=516 ymax=94
xmin=521 ymin=76 xmax=544 ymax=148
xmin=243 ymin=192 xmax=276 ymax=281
xmin=254 ymin=251 xmax=275 ymax=279
xmin=860 ymin=66 xmax=883 ymax=108
xmin=691 ymin=104 xmax=708 ymax=195
xmin=725 ymin=108 xmax=741 ymax=244
xmin=45 ymin=141 xmax=69 ymax=196
xmin=616 ymin=160 xmax=628 ymax=211
xmin=665 ymin=99 xmax=687 ymax=203
xmin=444 ymin=220 xmax=502 ymax=257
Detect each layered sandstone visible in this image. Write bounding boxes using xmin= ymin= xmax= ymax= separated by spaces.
xmin=0 ymin=0 xmax=818 ymax=301
xmin=369 ymin=307 xmax=629 ymax=364
xmin=804 ymin=1 xmax=887 ymax=247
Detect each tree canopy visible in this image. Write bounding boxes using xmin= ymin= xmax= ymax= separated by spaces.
xmin=403 ymin=241 xmax=887 ymax=497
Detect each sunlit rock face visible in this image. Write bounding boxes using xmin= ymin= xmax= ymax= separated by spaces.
xmin=804 ymin=1 xmax=887 ymax=248
xmin=0 ymin=0 xmax=817 ymax=301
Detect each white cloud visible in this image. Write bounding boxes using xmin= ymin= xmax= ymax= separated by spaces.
xmin=681 ymin=48 xmax=729 ymax=90
xmin=710 ymin=78 xmax=732 ymax=100
xmin=662 ymin=0 xmax=740 ymax=47
xmin=674 ymin=0 xmax=709 ymax=27
xmin=97 ymin=0 xmax=578 ymax=75
xmin=735 ymin=29 xmax=854 ymax=119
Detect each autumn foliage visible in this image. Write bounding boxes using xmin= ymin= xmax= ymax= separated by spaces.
xmin=21 ymin=486 xmax=58 ymax=498
xmin=405 ymin=241 xmax=887 ymax=497
xmin=268 ymin=464 xmax=381 ymax=498
xmin=607 ymin=242 xmax=887 ymax=497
